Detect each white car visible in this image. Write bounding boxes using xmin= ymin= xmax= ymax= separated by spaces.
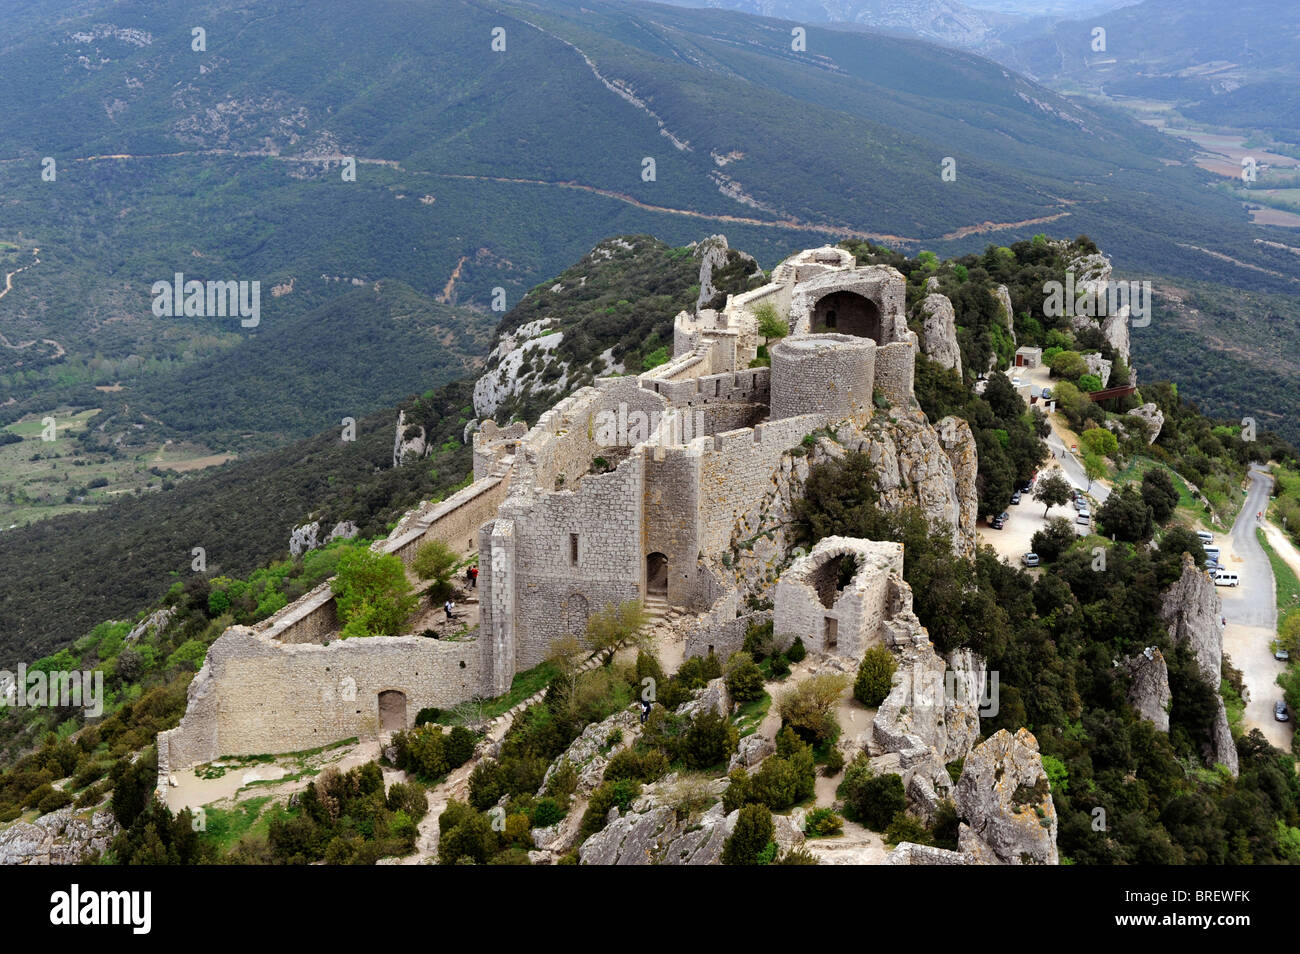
xmin=1011 ymin=376 xmax=1023 ymax=388
xmin=1213 ymin=571 xmax=1239 ymax=587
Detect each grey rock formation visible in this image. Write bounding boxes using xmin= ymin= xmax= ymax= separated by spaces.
xmin=886 ymin=842 xmax=975 ymax=865
xmin=1160 ymin=556 xmax=1238 ymax=774
xmin=728 ymin=733 xmax=775 ymax=772
xmin=0 ymin=806 xmax=118 ymax=865
xmin=540 ymin=706 xmax=642 ymax=797
xmin=955 ymin=728 xmax=1059 ymax=865
xmin=919 ymin=293 xmax=962 ymax=376
xmin=992 ymin=284 xmax=1016 ymax=348
xmin=1123 ymin=647 xmax=1171 ymax=732
xmin=578 ymin=775 xmax=803 ymax=865
xmin=694 ymin=234 xmax=760 ymax=312
xmin=392 ymin=409 xmax=427 ymax=468
xmin=288 ymin=521 xmax=320 ymax=558
xmin=675 ymin=678 xmax=732 ymax=721
xmin=1129 ymin=403 xmax=1164 ymax=444
xmin=1083 ymin=352 xmax=1112 ymax=388
xmin=126 ymin=607 xmax=175 ymax=643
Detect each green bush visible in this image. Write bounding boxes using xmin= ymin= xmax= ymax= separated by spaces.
xmin=680 ymin=709 xmax=738 ymax=770
xmin=330 ymin=548 xmax=417 ymax=638
xmin=468 ymin=760 xmax=506 ymax=811
xmin=786 ymin=637 xmax=807 ymax=663
xmin=530 ymin=796 xmax=566 ymax=828
xmin=722 ymin=804 xmax=775 ymax=865
xmin=840 ymin=758 xmax=906 ymax=831
xmin=604 ymin=746 xmax=670 ymax=784
xmin=579 ymin=779 xmax=642 ymax=840
xmin=854 ymin=647 xmax=898 ymax=707
xmin=725 ymin=652 xmax=766 ymax=703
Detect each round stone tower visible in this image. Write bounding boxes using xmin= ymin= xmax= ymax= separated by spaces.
xmin=769 ymin=333 xmax=875 ymax=423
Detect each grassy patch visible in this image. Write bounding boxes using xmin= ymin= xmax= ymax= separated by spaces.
xmin=1258 ymin=529 xmax=1300 ymax=629
xmin=733 ymin=692 xmax=771 ymax=738
xmin=197 ymin=795 xmax=277 ymax=854
xmin=436 ymin=660 xmax=559 ymax=724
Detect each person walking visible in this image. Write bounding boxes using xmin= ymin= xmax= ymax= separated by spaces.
xmin=444 ymin=600 xmax=455 ymax=621
xmin=469 ymin=565 xmax=478 ymax=589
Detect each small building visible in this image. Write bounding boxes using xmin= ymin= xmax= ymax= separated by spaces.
xmin=1014 ymin=346 xmax=1042 ymax=368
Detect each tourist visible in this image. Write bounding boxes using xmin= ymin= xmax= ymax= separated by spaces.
xmin=444 ymin=600 xmax=455 ymax=620
xmin=469 ymin=565 xmax=478 ymax=588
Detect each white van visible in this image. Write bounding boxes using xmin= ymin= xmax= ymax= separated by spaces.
xmin=1196 ymin=531 xmax=1214 ymax=544
xmin=1214 ymin=571 xmax=1239 ymax=587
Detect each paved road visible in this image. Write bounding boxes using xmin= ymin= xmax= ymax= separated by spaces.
xmin=1044 ymin=432 xmax=1112 ymax=504
xmin=1224 ymin=465 xmax=1276 ymax=630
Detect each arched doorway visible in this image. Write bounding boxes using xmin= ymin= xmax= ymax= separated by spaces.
xmin=378 ymin=690 xmax=407 ymax=733
xmin=646 ymin=552 xmax=669 ymax=596
xmin=812 ymin=291 xmax=883 ymax=342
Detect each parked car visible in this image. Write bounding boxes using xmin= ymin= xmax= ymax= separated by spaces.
xmin=1010 ymin=491 xmax=1022 ymax=505
xmin=990 ymin=516 xmax=1005 ymax=529
xmin=1196 ymin=530 xmax=1214 ymax=544
xmin=1041 ymin=386 xmax=1053 ymax=400
xmin=1076 ymin=512 xmax=1091 ymax=526
xmin=1213 ymin=571 xmax=1239 ymax=587
xmin=1275 ymin=701 xmax=1290 ymax=722
xmin=1075 ymin=498 xmax=1088 ymax=511
xmin=1022 ymin=552 xmax=1040 ymax=567
xmin=1011 ymin=376 xmax=1023 ymax=388
xmin=1275 ymin=648 xmax=1290 ymax=662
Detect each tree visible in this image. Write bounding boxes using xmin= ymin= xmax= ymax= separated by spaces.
xmin=1033 ymin=471 xmax=1072 ymax=516
xmin=584 ymin=599 xmax=648 ymax=662
xmin=1141 ymin=468 xmax=1180 ymax=524
xmin=1048 ymin=350 xmax=1088 ymax=381
xmin=853 ymin=647 xmax=897 ymax=707
xmin=1080 ymin=427 xmax=1118 ymax=458
xmin=723 ymin=804 xmax=775 ymax=865
xmin=331 ymin=548 xmax=416 ymax=637
xmin=411 ymin=539 xmax=457 ymax=589
xmin=754 ymin=302 xmax=789 ymax=341
xmin=1097 ymin=485 xmax=1154 ymax=543
xmin=1083 ymin=453 xmax=1107 ymax=490
xmin=1031 ymin=517 xmax=1077 ymax=562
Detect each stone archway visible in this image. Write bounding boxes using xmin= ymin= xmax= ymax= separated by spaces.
xmin=646 ymin=552 xmax=669 ymax=596
xmin=812 ymin=290 xmax=883 ymax=342
xmin=378 ymin=690 xmax=407 ymax=733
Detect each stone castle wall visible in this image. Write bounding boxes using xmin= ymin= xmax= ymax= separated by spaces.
xmin=874 ymin=340 xmax=918 ymax=409
xmin=157 ymin=627 xmax=484 ymax=785
xmin=770 ymin=334 xmax=874 ymax=423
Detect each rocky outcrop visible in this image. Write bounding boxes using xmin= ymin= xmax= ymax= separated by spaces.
xmin=1160 ymin=554 xmax=1238 ymax=775
xmin=392 ymin=408 xmax=428 ymax=467
xmin=886 ymin=842 xmax=975 ymax=865
xmin=1083 ymin=352 xmax=1112 ymax=388
xmin=577 ymin=775 xmax=804 ymax=865
xmin=1129 ymin=403 xmax=1164 ymax=444
xmin=0 ymin=806 xmax=118 ymax=865
xmin=694 ymin=234 xmax=761 ymax=312
xmin=918 ymin=293 xmax=962 ymax=376
xmin=539 ymin=706 xmax=642 ymax=798
xmin=723 ymin=409 xmax=979 ymax=601
xmin=1123 ymin=647 xmax=1171 ymax=732
xmin=126 ymin=607 xmax=175 ymax=643
xmin=992 ymin=284 xmax=1016 ymax=347
xmin=955 ymin=728 xmax=1058 ymax=865
xmin=728 ymin=733 xmax=775 ymax=772
xmin=674 ymin=678 xmax=731 ymax=722
xmin=471 ymin=320 xmax=567 ymax=419
xmin=289 ymin=519 xmax=359 ymax=557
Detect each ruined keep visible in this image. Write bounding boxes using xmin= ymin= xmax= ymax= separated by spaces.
xmin=158 ymin=245 xmax=955 ymax=782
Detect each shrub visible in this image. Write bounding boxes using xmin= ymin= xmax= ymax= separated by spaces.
xmin=579 ymin=779 xmax=641 ymax=840
xmin=722 ymin=804 xmax=775 ymax=865
xmin=468 ymin=760 xmax=505 ymax=811
xmin=680 ymin=709 xmax=738 ymax=770
xmin=386 ymin=780 xmax=428 ymax=822
xmin=769 ymin=654 xmax=790 ymax=678
xmin=544 ymin=760 xmax=578 ymax=805
xmin=411 ymin=539 xmax=457 ymax=584
xmin=725 ymin=652 xmax=766 ymax=703
xmin=885 ymin=812 xmax=931 ymax=846
xmin=604 ymin=746 xmax=670 ymax=784
xmin=806 ymin=807 xmax=844 ymax=836
xmin=414 ymin=707 xmax=441 ymax=726
xmin=742 ymin=620 xmax=774 ymax=660
xmin=842 ymin=766 xmax=906 ymax=831
xmin=786 ymin=637 xmax=807 ymax=663
xmin=754 ymin=302 xmax=789 ymax=340
xmin=530 ymin=796 xmax=566 ymax=828
xmin=776 ymin=673 xmax=849 ymax=745
xmin=37 ymin=788 xmax=73 ymax=815
xmin=853 ymin=647 xmax=897 ymax=707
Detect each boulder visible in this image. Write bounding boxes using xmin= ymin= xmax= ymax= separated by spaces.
xmin=728 ymin=733 xmax=775 ymax=772
xmin=539 ymin=707 xmax=642 ymax=798
xmin=955 ymin=728 xmax=1059 ymax=865
xmin=674 ymin=678 xmax=731 ymax=722
xmin=1083 ymin=352 xmax=1112 ymax=388
xmin=288 ymin=521 xmax=320 ymax=557
xmin=0 ymin=806 xmax=118 ymax=865
xmin=1129 ymin=403 xmax=1164 ymax=444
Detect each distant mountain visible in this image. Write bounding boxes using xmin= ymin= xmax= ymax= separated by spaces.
xmin=2 ymin=0 xmax=1296 ymax=463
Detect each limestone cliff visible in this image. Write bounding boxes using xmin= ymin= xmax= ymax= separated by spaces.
xmin=1160 ymin=553 xmax=1239 ymax=775
xmin=0 ymin=805 xmax=118 ymax=865
xmin=1123 ymin=647 xmax=1172 ymax=733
